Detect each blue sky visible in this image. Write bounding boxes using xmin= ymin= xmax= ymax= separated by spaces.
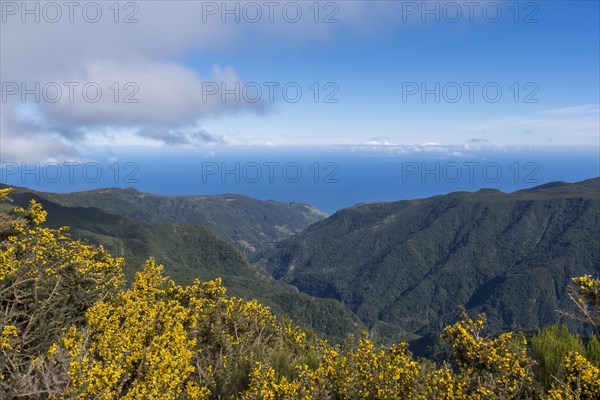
xmin=1 ymin=0 xmax=599 ymax=161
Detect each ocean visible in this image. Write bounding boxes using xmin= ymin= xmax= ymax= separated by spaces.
xmin=2 ymin=147 xmax=598 ymax=214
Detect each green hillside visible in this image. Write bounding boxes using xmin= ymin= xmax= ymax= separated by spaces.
xmin=2 ymin=186 xmax=599 ymax=399
xmin=2 ymin=189 xmax=363 ymax=342
xmin=28 ymin=186 xmax=326 ymax=255
xmin=256 ymin=178 xmax=600 ymax=342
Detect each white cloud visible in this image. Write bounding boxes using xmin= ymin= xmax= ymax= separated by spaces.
xmin=1 ymin=132 xmax=79 ymax=162
xmin=1 ymin=59 xmax=266 ymax=161
xmin=1 ymin=1 xmax=358 ymax=161
xmin=1 ymin=1 xmax=593 ymax=161
xmin=40 ymin=60 xmax=263 ymax=127
xmin=540 ymin=104 xmax=599 ymax=116
xmin=466 ymin=105 xmax=600 ymax=145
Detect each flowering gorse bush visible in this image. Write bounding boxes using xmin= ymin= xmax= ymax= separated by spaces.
xmin=569 ymin=275 xmax=600 ymax=336
xmin=0 ymin=188 xmax=124 ymax=398
xmin=442 ymin=310 xmax=535 ymax=399
xmin=1 ymin=189 xmax=599 ymax=399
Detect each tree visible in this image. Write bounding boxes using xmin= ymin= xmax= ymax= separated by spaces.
xmin=531 ymin=324 xmax=585 ymax=389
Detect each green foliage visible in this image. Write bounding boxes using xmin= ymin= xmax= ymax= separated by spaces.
xmin=24 ymin=185 xmax=325 ymax=253
xmin=531 ymin=324 xmax=586 ymax=389
xmin=257 ymin=178 xmax=600 ymax=341
xmin=5 ymin=186 xmax=364 ymax=343
xmin=586 ymin=334 xmax=600 ymax=368
xmin=2 ymin=190 xmax=600 ymax=399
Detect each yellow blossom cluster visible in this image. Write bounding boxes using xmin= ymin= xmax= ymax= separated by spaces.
xmin=571 ymin=276 xmax=599 ymax=326
xmin=547 ymin=352 xmax=600 ymax=399
xmin=60 ymin=260 xmax=208 ymax=399
xmin=2 ymin=188 xmax=600 ymax=399
xmin=0 ymin=189 xmax=125 ymax=398
xmin=244 ymin=362 xmax=306 ymax=399
xmin=443 ymin=311 xmax=534 ymax=399
xmin=0 ymin=325 xmax=18 ymax=351
xmin=325 ymin=337 xmax=420 ymax=399
xmin=52 ymin=258 xmax=323 ymax=399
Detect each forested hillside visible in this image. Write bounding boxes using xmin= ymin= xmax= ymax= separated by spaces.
xmin=1 ymin=188 xmax=599 ymax=399
xmin=256 ymin=178 xmax=600 ymax=342
xmin=1 ymin=184 xmax=326 ymax=255
xmin=1 ymin=188 xmax=362 ymax=342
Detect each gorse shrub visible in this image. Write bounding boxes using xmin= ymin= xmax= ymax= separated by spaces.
xmin=0 ymin=188 xmax=124 ymax=398
xmin=1 ymin=188 xmax=600 ymax=399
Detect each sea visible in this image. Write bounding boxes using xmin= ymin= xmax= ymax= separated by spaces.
xmin=1 ymin=146 xmax=598 ymax=214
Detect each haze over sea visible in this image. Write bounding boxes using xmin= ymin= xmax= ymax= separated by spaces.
xmin=2 ymin=147 xmax=598 ymax=214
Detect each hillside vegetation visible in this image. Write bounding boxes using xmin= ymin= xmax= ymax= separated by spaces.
xmin=256 ymin=178 xmax=600 ymax=342
xmin=2 ymin=188 xmax=363 ymax=343
xmin=1 ymin=188 xmax=600 ymax=399
xmin=16 ymin=186 xmax=326 ymax=254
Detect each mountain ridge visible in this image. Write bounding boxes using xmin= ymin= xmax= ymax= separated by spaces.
xmin=255 ymin=178 xmax=600 ymax=343
xmin=3 ymin=178 xmax=598 ymax=344
xmin=0 ymin=185 xmax=363 ymax=342
xmin=0 ymin=183 xmax=327 ymax=255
